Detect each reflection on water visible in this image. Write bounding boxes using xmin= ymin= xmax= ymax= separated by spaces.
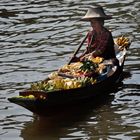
xmin=0 ymin=0 xmax=140 ymax=140
xmin=20 ymin=89 xmax=139 ymax=140
xmin=21 ymin=94 xmax=115 ymax=140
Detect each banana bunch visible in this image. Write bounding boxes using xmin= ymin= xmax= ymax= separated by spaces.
xmin=47 ymin=78 xmax=65 ymax=90
xmin=63 ymin=78 xmax=82 ymax=89
xmin=77 ymin=77 xmax=97 ymax=86
xmin=63 ymin=77 xmax=96 ymax=89
xmin=88 ymin=56 xmax=104 ymax=64
xmin=31 ymin=81 xmax=49 ymax=91
xmin=48 ymin=78 xmax=83 ymax=90
xmin=115 ymin=36 xmax=130 ymax=49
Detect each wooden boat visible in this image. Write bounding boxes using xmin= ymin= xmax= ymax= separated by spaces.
xmin=8 ymin=36 xmax=131 ymax=116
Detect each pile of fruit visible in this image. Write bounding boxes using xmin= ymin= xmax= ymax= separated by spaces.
xmin=29 ymin=57 xmax=105 ymax=92
xmin=59 ymin=57 xmax=104 ymax=77
xmin=30 ymin=76 xmax=97 ymax=92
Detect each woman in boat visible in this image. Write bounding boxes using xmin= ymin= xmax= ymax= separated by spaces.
xmin=73 ymin=5 xmax=117 ymax=63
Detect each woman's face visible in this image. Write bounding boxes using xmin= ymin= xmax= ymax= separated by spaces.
xmin=90 ymin=19 xmax=98 ymax=28
xmin=90 ymin=19 xmax=104 ymax=29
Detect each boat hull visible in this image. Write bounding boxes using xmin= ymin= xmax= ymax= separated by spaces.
xmin=8 ymin=65 xmax=122 ymax=115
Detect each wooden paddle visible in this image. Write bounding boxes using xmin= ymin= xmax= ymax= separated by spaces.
xmin=68 ymin=33 xmax=88 ymax=64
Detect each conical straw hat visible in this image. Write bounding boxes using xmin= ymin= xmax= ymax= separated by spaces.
xmin=81 ymin=5 xmax=112 ymax=21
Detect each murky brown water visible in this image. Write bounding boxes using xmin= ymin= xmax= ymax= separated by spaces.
xmin=0 ymin=0 xmax=140 ymax=140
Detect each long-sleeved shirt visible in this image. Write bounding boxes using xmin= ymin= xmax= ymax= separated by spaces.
xmin=86 ymin=28 xmax=116 ymax=59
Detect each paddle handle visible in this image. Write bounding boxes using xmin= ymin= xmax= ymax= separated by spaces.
xmin=68 ymin=33 xmax=88 ymax=64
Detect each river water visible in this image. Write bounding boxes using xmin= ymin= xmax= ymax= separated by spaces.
xmin=0 ymin=0 xmax=140 ymax=140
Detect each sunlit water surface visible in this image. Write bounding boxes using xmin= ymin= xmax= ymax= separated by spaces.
xmin=0 ymin=0 xmax=140 ymax=140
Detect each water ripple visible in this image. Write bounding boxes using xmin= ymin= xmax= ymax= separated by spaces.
xmin=0 ymin=0 xmax=139 ymax=140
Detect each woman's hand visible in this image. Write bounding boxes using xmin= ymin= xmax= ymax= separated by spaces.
xmin=80 ymin=56 xmax=86 ymax=61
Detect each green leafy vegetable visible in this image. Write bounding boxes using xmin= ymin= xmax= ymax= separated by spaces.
xmin=80 ymin=60 xmax=98 ymax=72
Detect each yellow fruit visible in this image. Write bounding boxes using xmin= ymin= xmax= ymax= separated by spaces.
xmin=16 ymin=95 xmax=35 ymax=99
xmin=48 ymin=72 xmax=59 ymax=79
xmin=116 ymin=36 xmax=130 ymax=47
xmin=89 ymin=56 xmax=104 ymax=64
xmin=28 ymin=95 xmax=35 ymax=99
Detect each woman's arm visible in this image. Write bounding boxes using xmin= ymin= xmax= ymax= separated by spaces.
xmin=91 ymin=31 xmax=110 ymax=57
